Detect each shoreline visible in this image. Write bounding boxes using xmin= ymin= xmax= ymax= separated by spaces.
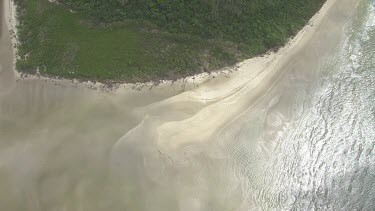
xmin=4 ymin=0 xmax=333 ymax=93
xmin=155 ymin=0 xmax=357 ymax=151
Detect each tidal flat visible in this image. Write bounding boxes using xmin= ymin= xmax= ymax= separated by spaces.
xmin=0 ymin=0 xmax=374 ymax=210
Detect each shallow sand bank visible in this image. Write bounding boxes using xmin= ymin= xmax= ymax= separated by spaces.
xmin=0 ymin=0 xmax=361 ymax=210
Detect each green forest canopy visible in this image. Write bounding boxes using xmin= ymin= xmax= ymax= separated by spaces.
xmin=59 ymin=0 xmax=325 ymax=51
xmin=14 ymin=0 xmax=326 ymax=82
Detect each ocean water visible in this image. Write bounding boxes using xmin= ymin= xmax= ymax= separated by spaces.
xmin=219 ymin=0 xmax=375 ymax=209
xmin=0 ymin=0 xmax=374 ymax=210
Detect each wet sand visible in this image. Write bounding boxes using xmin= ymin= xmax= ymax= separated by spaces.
xmin=0 ymin=0 xmax=360 ymax=210
xmin=0 ymin=0 xmax=3 ymax=36
xmin=0 ymin=0 xmax=15 ymax=94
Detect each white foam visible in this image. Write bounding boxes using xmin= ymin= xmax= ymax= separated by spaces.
xmin=366 ymin=7 xmax=375 ymax=27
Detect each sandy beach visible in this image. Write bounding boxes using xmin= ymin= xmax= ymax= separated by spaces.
xmin=1 ymin=0 xmax=357 ymax=151
xmin=0 ymin=0 xmax=16 ymax=94
xmin=150 ymin=0 xmax=357 ymax=152
xmin=0 ymin=0 xmax=367 ymax=210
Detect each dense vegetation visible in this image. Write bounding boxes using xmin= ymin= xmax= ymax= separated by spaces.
xmin=13 ymin=0 xmax=326 ymax=82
